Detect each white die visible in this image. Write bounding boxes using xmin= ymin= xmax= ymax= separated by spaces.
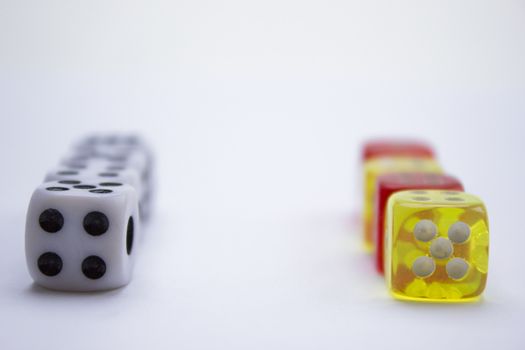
xmin=25 ymin=181 xmax=140 ymax=291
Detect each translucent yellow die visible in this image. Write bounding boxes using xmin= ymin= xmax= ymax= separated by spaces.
xmin=385 ymin=190 xmax=489 ymax=302
xmin=362 ymin=157 xmax=442 ymax=251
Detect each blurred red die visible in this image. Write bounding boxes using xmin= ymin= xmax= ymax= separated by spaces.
xmin=362 ymin=139 xmax=435 ymax=162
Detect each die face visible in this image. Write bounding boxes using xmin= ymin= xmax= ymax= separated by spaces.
xmin=374 ymin=173 xmax=464 ymax=274
xmin=45 ymin=167 xmax=142 ymax=194
xmin=64 ymin=149 xmax=150 ymax=174
xmin=362 ymin=157 xmax=442 ymax=251
xmin=78 ymin=134 xmax=147 ymax=148
xmin=73 ymin=134 xmax=152 ymax=169
xmin=362 ymin=139 xmax=435 ymax=162
xmin=25 ymin=182 xmax=139 ymax=291
xmin=385 ymin=190 xmax=489 ymax=302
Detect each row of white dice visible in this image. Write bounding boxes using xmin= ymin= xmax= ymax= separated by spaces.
xmin=46 ymin=135 xmax=154 ymax=220
xmin=25 ymin=135 xmax=153 ymax=291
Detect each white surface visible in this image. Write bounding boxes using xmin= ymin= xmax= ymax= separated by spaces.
xmin=1 ymin=0 xmax=525 ymax=349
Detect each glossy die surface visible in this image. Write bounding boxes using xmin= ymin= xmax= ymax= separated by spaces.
xmin=385 ymin=190 xmax=489 ymax=302
xmin=375 ymin=173 xmax=464 ymax=274
xmin=25 ymin=181 xmax=139 ymax=291
xmin=362 ymin=157 xmax=442 ymax=251
xmin=362 ymin=139 xmax=435 ymax=162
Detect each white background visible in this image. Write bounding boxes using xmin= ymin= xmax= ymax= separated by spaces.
xmin=1 ymin=0 xmax=525 ymax=349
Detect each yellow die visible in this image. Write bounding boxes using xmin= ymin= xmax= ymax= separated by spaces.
xmin=362 ymin=157 xmax=442 ymax=251
xmin=385 ymin=190 xmax=489 ymax=302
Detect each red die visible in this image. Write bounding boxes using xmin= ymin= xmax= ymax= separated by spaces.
xmin=362 ymin=139 xmax=435 ymax=162
xmin=374 ymin=173 xmax=464 ymax=274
